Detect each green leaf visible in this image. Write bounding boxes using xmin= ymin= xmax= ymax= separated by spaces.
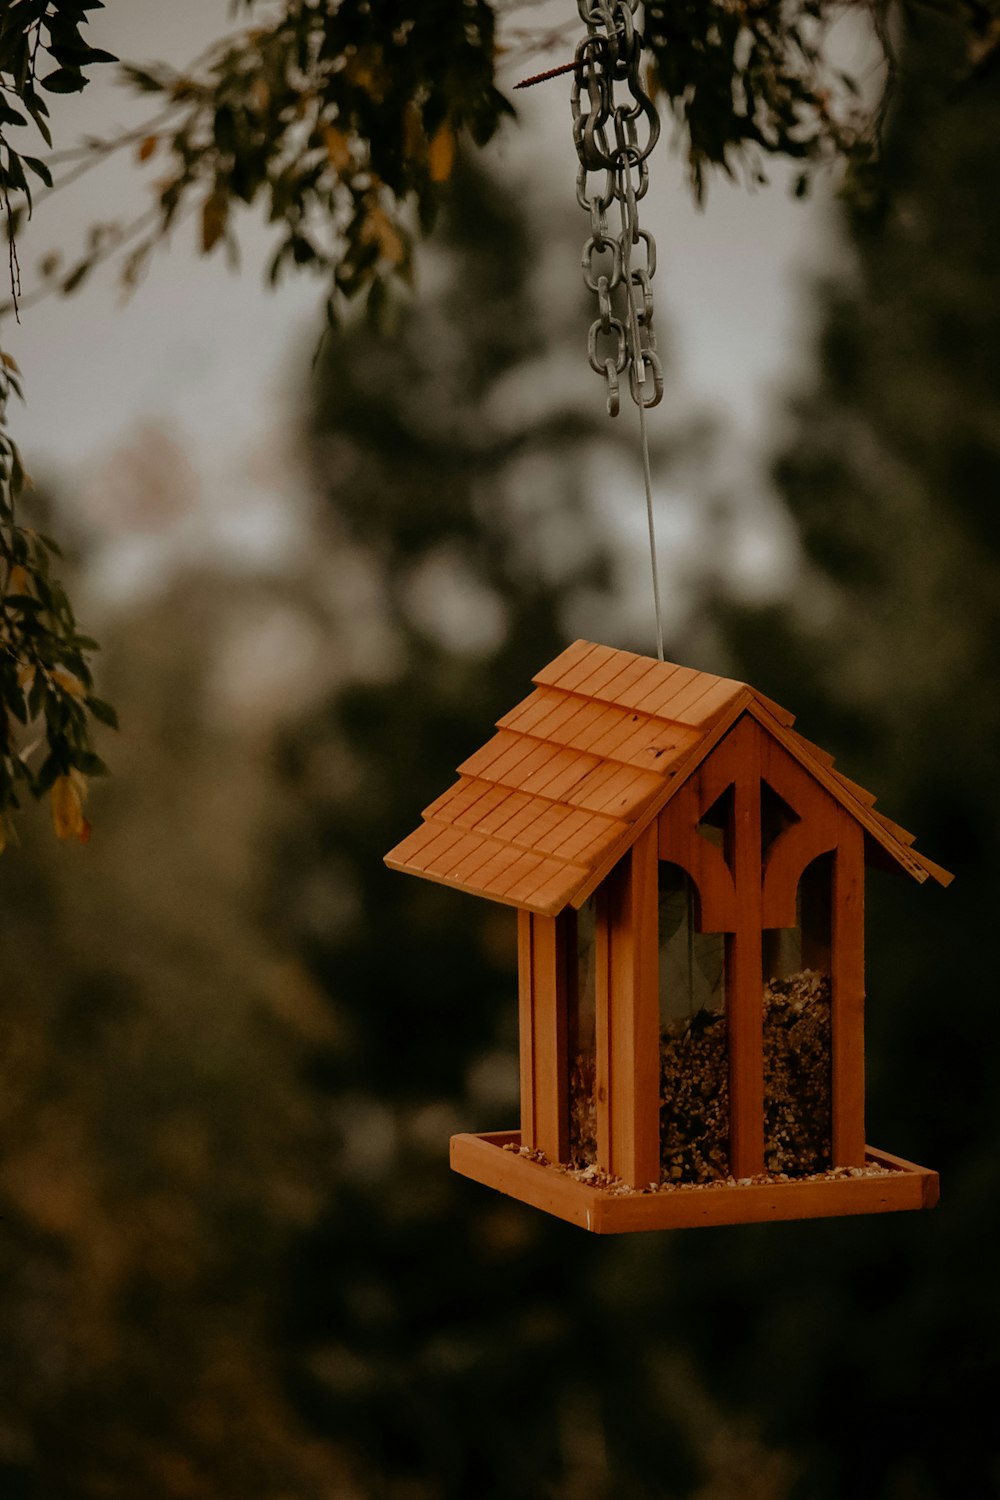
xmin=10 ymin=443 xmax=25 ymax=497
xmin=22 ymin=155 xmax=53 ymax=188
xmin=34 ymin=754 xmax=62 ymax=795
xmin=28 ymin=672 xmax=45 ymax=719
xmin=41 ymin=67 xmax=89 ymax=93
xmin=74 ymin=750 xmax=109 ymax=777
xmin=85 ymin=695 xmax=118 ymax=729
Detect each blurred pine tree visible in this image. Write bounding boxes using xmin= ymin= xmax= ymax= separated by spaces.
xmin=684 ymin=11 xmax=1000 ymax=1498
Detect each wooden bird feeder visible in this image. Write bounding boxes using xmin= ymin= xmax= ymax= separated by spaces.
xmin=386 ymin=641 xmax=952 ymax=1233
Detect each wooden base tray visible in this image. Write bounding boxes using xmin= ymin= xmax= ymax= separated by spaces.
xmin=450 ymin=1131 xmax=939 ymax=1234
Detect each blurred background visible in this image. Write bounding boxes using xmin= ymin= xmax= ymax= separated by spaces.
xmin=1 ymin=3 xmax=997 ymax=1497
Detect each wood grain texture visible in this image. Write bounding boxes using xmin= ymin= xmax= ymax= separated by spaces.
xmin=832 ymin=815 xmax=866 ymax=1167
xmin=748 ymin=700 xmax=952 ymax=888
xmin=605 ymin=824 xmax=661 ymax=1188
xmin=594 ymin=877 xmax=613 ymax=1173
xmin=496 ymin=686 xmax=560 ymax=734
xmin=532 ymin=638 xmax=600 ymax=688
xmin=600 ymin=659 xmax=678 ymax=712
xmin=547 ymin=641 xmax=618 ymax=693
xmin=567 ymin=693 xmax=753 ymax=910
xmin=571 ymin=647 xmax=649 ymax=700
xmin=387 ymin=641 xmax=951 ymax=917
xmin=758 ymin=736 xmax=842 ymax=927
xmin=657 ymin=779 xmax=738 ymax=933
xmin=517 ymin=912 xmax=535 ymax=1147
xmin=519 ymin=913 xmax=570 ymax=1162
xmin=726 ymin=716 xmax=765 ymax=1179
xmin=450 ymin=1133 xmax=939 ymax=1233
xmin=761 ymin=812 xmax=839 ymax=928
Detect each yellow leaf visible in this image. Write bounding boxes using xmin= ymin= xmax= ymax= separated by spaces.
xmin=137 ymin=134 xmax=158 ymax=163
xmin=201 ymin=192 xmax=228 ymax=254
xmin=51 ymin=667 xmax=86 ymax=699
xmin=363 ymin=205 xmax=405 ymax=266
xmin=323 ymin=123 xmax=352 ymax=174
xmin=7 ymin=564 xmax=29 ymax=595
xmin=251 ymin=76 xmax=270 ymax=113
xmin=51 ymin=774 xmax=87 ymax=842
xmin=1 ymin=350 xmax=20 ymax=374
xmin=16 ymin=664 xmax=35 ymax=692
xmin=428 ymin=125 xmax=456 ymax=184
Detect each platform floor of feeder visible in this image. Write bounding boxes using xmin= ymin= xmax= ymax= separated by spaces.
xmin=449 ymin=1132 xmax=939 ymax=1234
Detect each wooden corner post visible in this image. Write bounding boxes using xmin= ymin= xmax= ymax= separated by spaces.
xmin=594 ymin=823 xmax=660 ymax=1189
xmin=518 ymin=909 xmax=570 ymax=1161
xmin=727 ymin=717 xmax=765 ymax=1178
xmin=831 ymin=815 xmax=866 ymax=1167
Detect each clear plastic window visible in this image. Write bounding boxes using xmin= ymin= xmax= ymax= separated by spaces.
xmin=763 ymin=853 xmax=833 ymax=1176
xmin=658 ymin=863 xmax=729 ymax=1182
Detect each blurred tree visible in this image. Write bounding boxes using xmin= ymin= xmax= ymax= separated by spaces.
xmin=0 ymin=550 xmax=366 ymax=1499
xmin=659 ymin=8 xmax=1000 ymax=1498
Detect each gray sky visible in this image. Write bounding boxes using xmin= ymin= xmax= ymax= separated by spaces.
xmin=1 ymin=1 xmax=850 ymax=612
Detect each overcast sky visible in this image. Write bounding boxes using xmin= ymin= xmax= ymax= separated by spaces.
xmin=0 ymin=1 xmax=852 ymax=610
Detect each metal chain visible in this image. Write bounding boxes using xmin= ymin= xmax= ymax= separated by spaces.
xmin=571 ymin=0 xmax=666 ymax=660
xmin=571 ymin=0 xmax=663 ymax=421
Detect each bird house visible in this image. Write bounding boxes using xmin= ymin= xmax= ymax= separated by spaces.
xmin=385 ymin=641 xmax=951 ymax=1233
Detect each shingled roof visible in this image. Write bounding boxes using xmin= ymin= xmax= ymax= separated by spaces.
xmin=385 ymin=640 xmax=952 ymax=916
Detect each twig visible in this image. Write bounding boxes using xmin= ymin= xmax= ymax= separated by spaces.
xmin=0 ymin=204 xmax=162 ymax=318
xmin=514 ymin=59 xmax=578 ymax=89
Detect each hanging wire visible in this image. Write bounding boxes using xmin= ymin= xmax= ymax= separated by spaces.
xmin=571 ymin=1 xmax=666 ymax=661
xmin=618 ymin=171 xmax=665 ymax=662
xmin=637 ymin=360 xmax=665 ymax=662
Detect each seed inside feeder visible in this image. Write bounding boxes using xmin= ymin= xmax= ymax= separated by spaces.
xmin=569 ymin=969 xmax=832 ymax=1182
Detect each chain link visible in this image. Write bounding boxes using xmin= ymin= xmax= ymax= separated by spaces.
xmin=571 ymin=0 xmax=663 ymax=418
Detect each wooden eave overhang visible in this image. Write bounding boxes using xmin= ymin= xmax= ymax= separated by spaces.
xmin=384 ymin=640 xmax=953 ymax=915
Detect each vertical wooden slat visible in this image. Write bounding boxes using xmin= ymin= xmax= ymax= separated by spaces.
xmin=832 ymin=816 xmax=866 ymax=1167
xmin=517 ymin=910 xmax=536 ymax=1148
xmin=727 ymin=716 xmax=765 ymax=1178
xmin=526 ymin=912 xmax=570 ymax=1162
xmin=596 ymin=824 xmax=660 ymax=1188
xmin=594 ymin=882 xmax=613 ymax=1172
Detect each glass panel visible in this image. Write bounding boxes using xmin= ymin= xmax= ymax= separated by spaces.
xmin=658 ymin=863 xmax=729 ymax=1183
xmin=568 ymin=897 xmax=597 ymax=1166
xmin=763 ymin=853 xmax=833 ymax=1176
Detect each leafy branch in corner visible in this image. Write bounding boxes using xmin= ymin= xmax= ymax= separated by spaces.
xmin=0 ymin=0 xmax=998 ymax=854
xmin=0 ymin=0 xmax=118 ymax=850
xmin=0 ymin=353 xmax=116 ymax=852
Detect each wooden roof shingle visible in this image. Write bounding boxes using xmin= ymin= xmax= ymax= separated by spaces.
xmin=385 ymin=641 xmax=952 ymax=914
